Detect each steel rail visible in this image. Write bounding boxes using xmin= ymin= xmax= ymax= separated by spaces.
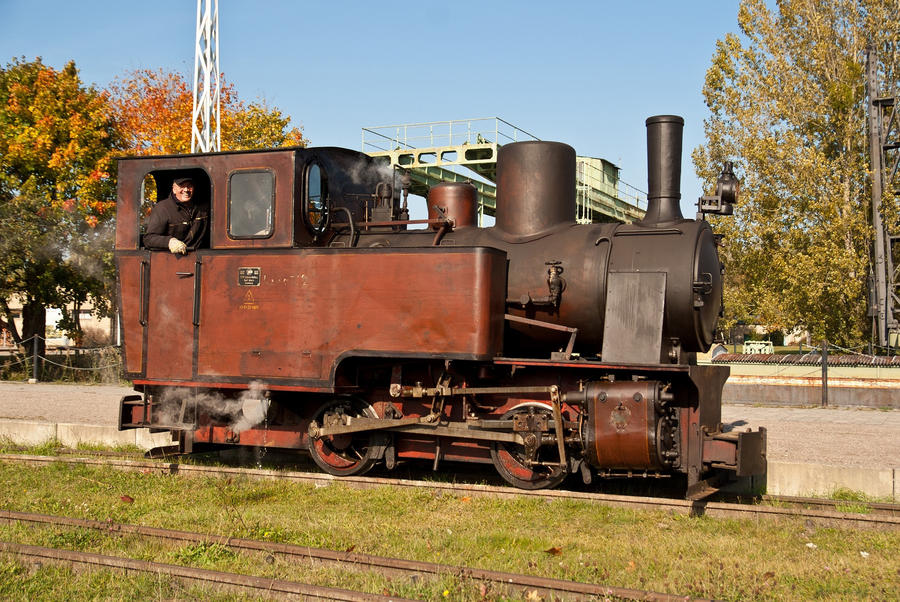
xmin=0 ymin=510 xmax=695 ymax=602
xmin=0 ymin=540 xmax=411 ymax=602
xmin=757 ymin=494 xmax=900 ymax=517
xmin=2 ymin=453 xmax=898 ymax=529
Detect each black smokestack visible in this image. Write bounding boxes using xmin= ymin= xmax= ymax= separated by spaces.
xmin=641 ymin=115 xmax=684 ymax=226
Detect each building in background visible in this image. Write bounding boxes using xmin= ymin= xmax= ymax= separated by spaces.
xmin=0 ymin=297 xmax=113 ymax=349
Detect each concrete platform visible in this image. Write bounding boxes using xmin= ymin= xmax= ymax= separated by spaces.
xmin=712 ymin=361 xmax=900 ymax=408
xmin=0 ymin=419 xmax=171 ymax=449
xmin=0 ymin=381 xmax=897 ymax=500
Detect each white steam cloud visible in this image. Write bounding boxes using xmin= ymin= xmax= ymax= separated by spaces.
xmin=348 ymin=157 xmax=397 ymax=188
xmin=154 ymin=380 xmax=271 ymax=434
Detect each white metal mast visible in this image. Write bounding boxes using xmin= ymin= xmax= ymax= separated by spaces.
xmin=191 ymin=0 xmax=220 ymax=153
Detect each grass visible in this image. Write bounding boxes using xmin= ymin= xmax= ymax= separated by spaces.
xmin=0 ymin=437 xmax=145 ymax=457
xmin=829 ymin=487 xmax=882 ymax=514
xmin=0 ymin=461 xmax=898 ymax=600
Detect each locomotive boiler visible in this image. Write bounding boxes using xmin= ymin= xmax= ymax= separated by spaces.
xmin=115 ymin=115 xmax=765 ymax=498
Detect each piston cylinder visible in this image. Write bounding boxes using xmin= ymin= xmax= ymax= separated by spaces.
xmin=495 ymin=141 xmax=575 ymax=237
xmin=570 ymin=381 xmax=675 ymax=470
xmin=428 ymin=182 xmax=477 ymax=230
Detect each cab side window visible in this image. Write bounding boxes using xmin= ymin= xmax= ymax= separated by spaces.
xmin=305 ymin=162 xmax=329 ymax=235
xmin=229 ymin=170 xmax=275 ymax=238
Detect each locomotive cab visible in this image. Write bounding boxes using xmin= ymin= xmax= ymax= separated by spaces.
xmin=115 ymin=146 xmax=505 ymax=388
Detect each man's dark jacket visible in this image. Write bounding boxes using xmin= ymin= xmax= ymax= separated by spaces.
xmin=143 ymin=195 xmax=210 ymax=251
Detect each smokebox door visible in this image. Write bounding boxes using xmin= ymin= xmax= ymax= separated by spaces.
xmin=601 ymin=272 xmax=666 ymax=364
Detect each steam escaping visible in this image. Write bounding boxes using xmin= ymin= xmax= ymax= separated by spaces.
xmin=154 ymin=380 xmax=271 ymax=434
xmin=231 ymin=381 xmax=271 ymax=434
xmin=347 ymin=157 xmax=397 ymax=188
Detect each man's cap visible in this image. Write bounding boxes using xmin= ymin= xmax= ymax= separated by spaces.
xmin=174 ymin=176 xmax=194 ymax=185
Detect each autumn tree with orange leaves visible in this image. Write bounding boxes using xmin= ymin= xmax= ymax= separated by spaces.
xmin=0 ymin=61 xmax=308 ymax=366
xmin=109 ymin=68 xmax=306 ymax=156
xmin=0 ymin=57 xmax=119 ymax=361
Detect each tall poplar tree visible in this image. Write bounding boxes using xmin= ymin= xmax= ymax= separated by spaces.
xmin=694 ymin=0 xmax=900 ymax=347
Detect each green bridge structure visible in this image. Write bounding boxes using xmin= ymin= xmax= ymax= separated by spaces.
xmin=362 ymin=118 xmax=647 ymax=225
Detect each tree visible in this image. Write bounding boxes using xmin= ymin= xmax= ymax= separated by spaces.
xmin=0 ymin=57 xmax=118 ymax=358
xmin=108 ymin=68 xmax=307 ymax=156
xmin=694 ymin=0 xmax=900 ymax=346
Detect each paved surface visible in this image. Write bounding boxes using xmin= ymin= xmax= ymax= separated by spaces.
xmin=721 ymin=405 xmax=900 ymax=469
xmin=0 ymin=381 xmax=897 ymax=469
xmin=0 ymin=382 xmax=132 ymax=426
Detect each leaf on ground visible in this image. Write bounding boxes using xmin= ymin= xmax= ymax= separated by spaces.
xmin=544 ymin=546 xmax=562 ymax=556
xmin=627 ymin=560 xmax=636 ymax=571
xmin=120 ymin=495 xmax=134 ymax=504
xmin=525 ymin=589 xmax=543 ymax=601
xmin=460 ymin=496 xmax=471 ymax=503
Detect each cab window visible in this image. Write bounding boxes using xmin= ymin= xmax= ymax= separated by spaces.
xmin=229 ymin=170 xmax=274 ymax=238
xmin=305 ymin=162 xmax=329 ymax=234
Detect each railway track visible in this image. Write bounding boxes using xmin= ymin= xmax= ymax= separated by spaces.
xmin=2 ymin=453 xmax=898 ymax=529
xmin=0 ymin=540 xmax=410 ymax=602
xmin=0 ymin=510 xmax=696 ymax=601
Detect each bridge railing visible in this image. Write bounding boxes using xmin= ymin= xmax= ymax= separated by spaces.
xmin=362 ymin=118 xmax=539 ymax=153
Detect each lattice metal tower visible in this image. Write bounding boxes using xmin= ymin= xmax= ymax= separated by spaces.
xmin=866 ymin=47 xmax=900 ymax=349
xmin=191 ymin=0 xmax=220 ymax=153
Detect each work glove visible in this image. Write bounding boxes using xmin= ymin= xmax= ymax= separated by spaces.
xmin=168 ymin=238 xmax=188 ymax=254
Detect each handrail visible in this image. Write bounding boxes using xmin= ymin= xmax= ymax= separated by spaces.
xmin=362 ymin=117 xmax=540 ymax=153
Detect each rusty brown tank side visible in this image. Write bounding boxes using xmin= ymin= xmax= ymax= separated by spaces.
xmin=193 ymin=247 xmax=507 ymax=387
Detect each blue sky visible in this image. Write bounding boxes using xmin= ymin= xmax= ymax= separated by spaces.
xmin=1 ymin=0 xmax=741 ymax=216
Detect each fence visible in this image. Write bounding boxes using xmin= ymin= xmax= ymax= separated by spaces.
xmin=0 ymin=335 xmax=123 ymax=384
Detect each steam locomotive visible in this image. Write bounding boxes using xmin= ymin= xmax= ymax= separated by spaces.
xmin=116 ymin=115 xmax=766 ymax=498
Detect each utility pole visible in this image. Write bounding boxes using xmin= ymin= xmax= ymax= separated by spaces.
xmin=865 ymin=46 xmax=900 ymax=350
xmin=191 ymin=0 xmax=220 ymax=153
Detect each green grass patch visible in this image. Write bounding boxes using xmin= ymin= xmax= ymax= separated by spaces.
xmin=830 ymin=487 xmax=878 ymax=514
xmin=0 ymin=439 xmax=147 ymax=457
xmin=72 ymin=441 xmax=145 ymax=454
xmin=0 ymin=461 xmax=897 ymax=600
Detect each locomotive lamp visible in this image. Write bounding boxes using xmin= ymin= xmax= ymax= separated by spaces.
xmin=699 ymin=161 xmax=740 ymax=216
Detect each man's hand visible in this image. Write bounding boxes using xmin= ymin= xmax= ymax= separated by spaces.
xmin=168 ymin=238 xmax=187 ymax=254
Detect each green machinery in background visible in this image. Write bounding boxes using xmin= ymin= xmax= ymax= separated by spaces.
xmin=362 ymin=118 xmax=646 ymax=225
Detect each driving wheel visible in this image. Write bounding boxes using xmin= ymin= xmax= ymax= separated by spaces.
xmin=307 ymin=398 xmax=378 ymax=476
xmin=490 ymin=403 xmax=568 ymax=490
